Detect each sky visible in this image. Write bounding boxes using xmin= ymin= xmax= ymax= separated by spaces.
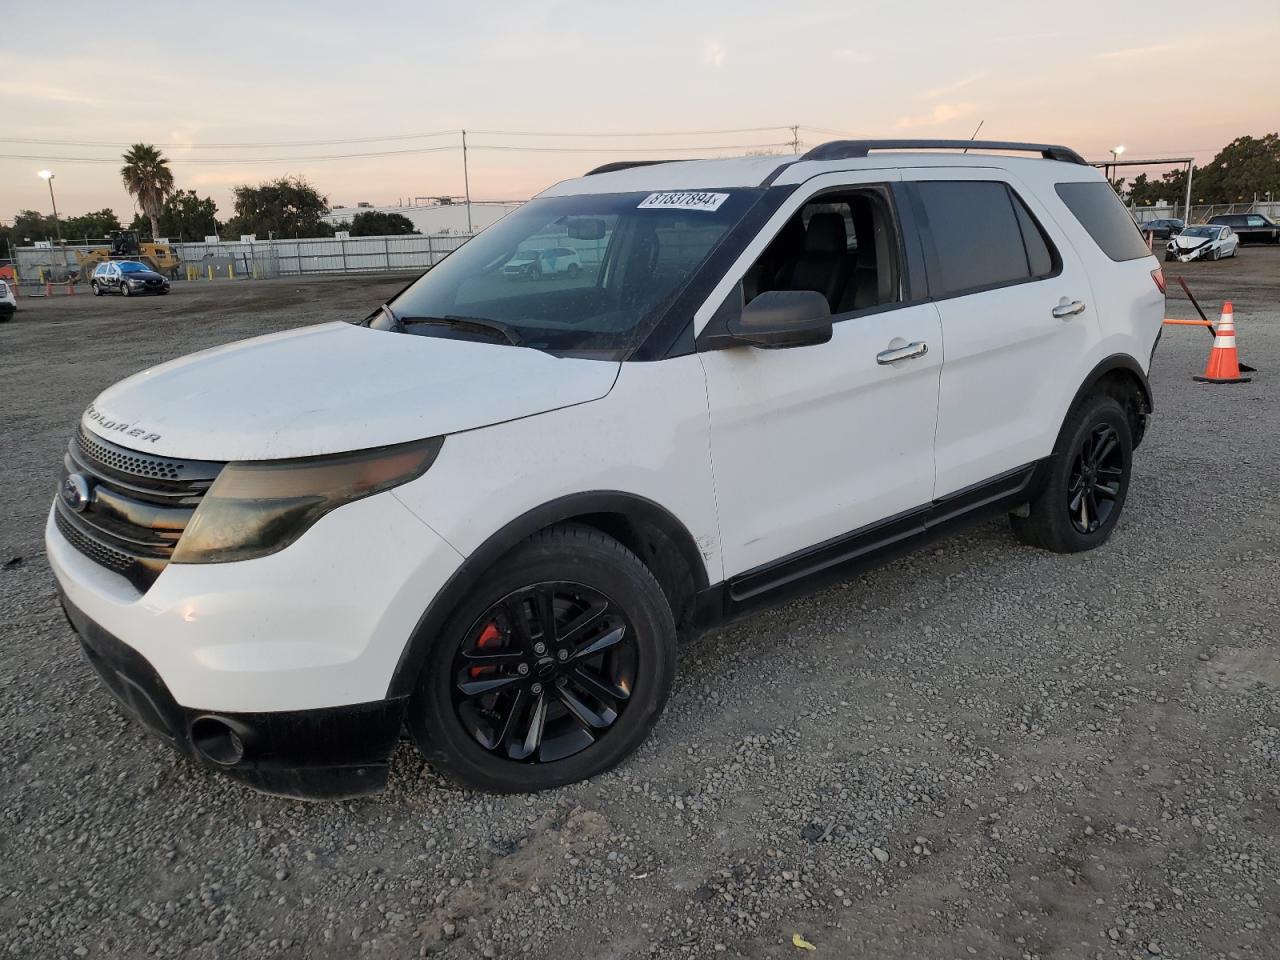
xmin=2 ymin=0 xmax=1278 ymax=224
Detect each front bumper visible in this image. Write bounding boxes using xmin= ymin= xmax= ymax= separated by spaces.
xmin=58 ymin=587 xmax=405 ymax=799
xmin=45 ymin=490 xmax=463 ymax=713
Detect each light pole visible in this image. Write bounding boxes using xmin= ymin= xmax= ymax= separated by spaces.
xmin=38 ymin=169 xmax=67 ymax=276
xmin=1107 ymin=145 xmax=1126 ymax=187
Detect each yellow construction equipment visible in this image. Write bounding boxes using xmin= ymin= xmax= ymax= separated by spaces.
xmin=75 ymin=231 xmax=183 ymax=282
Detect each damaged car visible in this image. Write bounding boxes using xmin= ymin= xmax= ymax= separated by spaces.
xmin=1165 ymin=224 xmax=1239 ymax=262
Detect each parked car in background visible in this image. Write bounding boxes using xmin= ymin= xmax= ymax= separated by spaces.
xmin=90 ymin=260 xmax=171 ymax=296
xmin=1166 ymin=224 xmax=1239 ymax=262
xmin=1138 ymin=218 xmax=1184 ymax=240
xmin=1206 ymin=213 xmax=1280 ymax=244
xmin=0 ymin=279 xmax=16 ymax=321
xmin=502 ymin=246 xmax=583 ymax=279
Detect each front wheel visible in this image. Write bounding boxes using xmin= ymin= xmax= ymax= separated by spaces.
xmin=91 ymin=281 xmax=102 ymax=296
xmin=120 ymin=283 xmax=131 ymax=297
xmin=409 ymin=524 xmax=676 ymax=792
xmin=1010 ymin=395 xmax=1133 ymax=553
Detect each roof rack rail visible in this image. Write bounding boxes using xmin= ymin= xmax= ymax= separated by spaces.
xmin=799 ymin=140 xmax=1087 ymax=166
xmin=583 ymin=159 xmax=691 ymax=176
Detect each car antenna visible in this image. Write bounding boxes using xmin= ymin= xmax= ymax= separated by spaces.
xmin=963 ymin=120 xmax=985 ymax=153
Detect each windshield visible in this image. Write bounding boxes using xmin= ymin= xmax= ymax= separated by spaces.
xmin=386 ymin=190 xmax=759 ymax=357
xmin=1181 ymin=226 xmax=1218 ymax=238
xmin=118 ymin=262 xmax=148 ymax=273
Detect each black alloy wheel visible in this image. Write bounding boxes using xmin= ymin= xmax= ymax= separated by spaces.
xmin=1066 ymin=423 xmax=1124 ymax=535
xmin=452 ymin=582 xmax=637 ymax=764
xmin=1010 ymin=394 xmax=1133 ymax=553
xmin=410 ymin=524 xmax=676 ymax=792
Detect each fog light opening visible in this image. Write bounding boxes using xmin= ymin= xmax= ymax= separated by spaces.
xmin=191 ymin=716 xmax=250 ymax=766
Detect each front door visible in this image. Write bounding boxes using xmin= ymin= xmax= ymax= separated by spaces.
xmin=698 ymin=172 xmax=943 ymax=581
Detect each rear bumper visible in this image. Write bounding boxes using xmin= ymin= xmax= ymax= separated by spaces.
xmin=58 ymin=587 xmax=406 ymax=800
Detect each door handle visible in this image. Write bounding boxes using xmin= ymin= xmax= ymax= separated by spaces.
xmin=876 ymin=341 xmax=928 ymax=365
xmin=1052 ymin=299 xmax=1086 ymax=319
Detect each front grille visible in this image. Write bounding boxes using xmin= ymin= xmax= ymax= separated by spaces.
xmin=56 ymin=428 xmax=224 ymax=591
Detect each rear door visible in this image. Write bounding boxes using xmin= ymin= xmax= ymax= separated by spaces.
xmin=901 ymin=169 xmax=1098 ymax=497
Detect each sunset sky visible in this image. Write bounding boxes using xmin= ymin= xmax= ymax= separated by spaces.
xmin=3 ymin=0 xmax=1278 ymax=224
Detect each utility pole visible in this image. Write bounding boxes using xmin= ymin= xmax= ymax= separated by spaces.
xmin=790 ymin=125 xmax=799 ymax=154
xmin=461 ymin=129 xmax=473 ymax=234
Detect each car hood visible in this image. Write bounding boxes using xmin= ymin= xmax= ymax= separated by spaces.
xmin=1171 ymin=235 xmax=1214 ymax=249
xmin=123 ymin=270 xmax=166 ymax=280
xmin=83 ymin=322 xmax=620 ymax=461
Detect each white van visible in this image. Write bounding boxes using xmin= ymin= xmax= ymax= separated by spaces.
xmin=47 ymin=140 xmax=1164 ymax=798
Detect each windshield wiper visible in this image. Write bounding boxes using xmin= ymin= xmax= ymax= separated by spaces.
xmin=400 ymin=315 xmax=523 ymax=346
xmin=366 ymin=302 xmax=404 ymax=331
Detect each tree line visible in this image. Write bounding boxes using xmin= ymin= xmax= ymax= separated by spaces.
xmin=1 ymin=143 xmax=418 ymax=255
xmin=1119 ymin=133 xmax=1279 ymax=207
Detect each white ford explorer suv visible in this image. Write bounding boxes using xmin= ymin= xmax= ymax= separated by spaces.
xmin=47 ymin=140 xmax=1164 ymax=799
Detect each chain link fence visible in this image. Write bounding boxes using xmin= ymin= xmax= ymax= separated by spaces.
xmin=1132 ymin=201 xmax=1280 ymax=224
xmin=11 ymin=232 xmax=477 ymax=289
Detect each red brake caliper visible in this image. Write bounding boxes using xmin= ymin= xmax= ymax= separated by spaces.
xmin=469 ymin=621 xmax=503 ymax=678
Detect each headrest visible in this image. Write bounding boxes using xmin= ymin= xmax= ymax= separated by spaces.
xmin=805 ymin=212 xmax=847 ymax=255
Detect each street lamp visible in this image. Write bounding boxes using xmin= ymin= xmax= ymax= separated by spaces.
xmin=1110 ymin=145 xmax=1126 ymax=161
xmin=38 ymin=169 xmax=67 ymax=274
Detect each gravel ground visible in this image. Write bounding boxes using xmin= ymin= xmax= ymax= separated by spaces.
xmin=2 ymin=252 xmax=1277 ymax=959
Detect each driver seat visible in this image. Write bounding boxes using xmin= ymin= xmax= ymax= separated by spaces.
xmin=777 ymin=212 xmax=851 ymax=311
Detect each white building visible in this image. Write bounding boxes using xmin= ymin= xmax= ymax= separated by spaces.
xmin=322 ymin=198 xmax=523 ymax=235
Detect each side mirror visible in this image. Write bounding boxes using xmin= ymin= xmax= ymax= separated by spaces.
xmin=727 ymin=290 xmax=833 ymax=349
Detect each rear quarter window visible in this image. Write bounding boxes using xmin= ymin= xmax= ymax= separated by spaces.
xmin=1055 ymin=182 xmax=1153 ymax=262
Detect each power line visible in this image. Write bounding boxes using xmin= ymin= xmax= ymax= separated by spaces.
xmin=0 ymin=131 xmax=463 ymax=149
xmin=468 ymin=126 xmax=790 ymax=138
xmin=470 ymin=142 xmax=794 ymax=154
xmin=0 ymin=141 xmax=793 ymax=165
xmin=0 ymin=126 xmax=793 ymax=150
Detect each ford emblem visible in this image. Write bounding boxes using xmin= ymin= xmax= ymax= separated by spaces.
xmin=61 ymin=474 xmax=93 ymax=513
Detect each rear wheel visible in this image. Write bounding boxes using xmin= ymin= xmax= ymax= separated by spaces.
xmin=1010 ymin=395 xmax=1132 ymax=553
xmin=409 ymin=524 xmax=676 ymax=792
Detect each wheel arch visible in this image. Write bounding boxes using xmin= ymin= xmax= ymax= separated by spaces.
xmin=386 ymin=491 xmax=710 ymax=699
xmin=1061 ymin=354 xmax=1153 ymax=450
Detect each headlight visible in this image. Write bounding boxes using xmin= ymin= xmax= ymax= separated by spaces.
xmin=172 ymin=437 xmax=442 ymax=564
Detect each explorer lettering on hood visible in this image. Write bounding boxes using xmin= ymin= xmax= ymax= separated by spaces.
xmin=83 ymin=403 xmax=162 ymax=444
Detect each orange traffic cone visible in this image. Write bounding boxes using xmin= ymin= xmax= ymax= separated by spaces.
xmin=1194 ymin=302 xmax=1251 ymax=384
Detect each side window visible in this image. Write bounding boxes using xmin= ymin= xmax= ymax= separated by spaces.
xmin=915 ymin=180 xmax=1036 ymax=296
xmin=1247 ymin=215 xmax=1265 ymax=227
xmin=1055 ymin=181 xmax=1152 ymax=262
xmin=739 ymin=186 xmax=902 ymax=315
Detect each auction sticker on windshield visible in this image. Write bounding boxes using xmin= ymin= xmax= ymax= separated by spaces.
xmin=638 ymin=192 xmax=729 ymax=212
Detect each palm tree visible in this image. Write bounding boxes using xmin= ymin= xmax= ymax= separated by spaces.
xmin=120 ymin=144 xmax=175 ymax=239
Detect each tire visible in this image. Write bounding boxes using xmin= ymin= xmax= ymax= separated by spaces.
xmin=567 ymin=262 xmax=581 ymax=279
xmin=91 ymin=281 xmax=102 ymax=296
xmin=1010 ymin=395 xmax=1133 ymax=553
xmin=408 ymin=523 xmax=677 ymax=792
xmin=120 ymin=283 xmax=131 ymax=297
xmin=1211 ymin=247 xmax=1221 ymax=261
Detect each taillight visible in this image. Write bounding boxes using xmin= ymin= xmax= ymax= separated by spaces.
xmin=1150 ymin=267 xmax=1166 ymax=294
